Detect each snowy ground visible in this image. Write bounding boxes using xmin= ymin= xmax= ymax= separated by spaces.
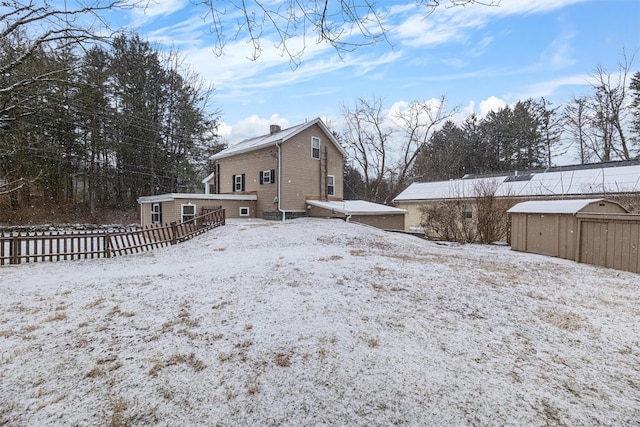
xmin=0 ymin=218 xmax=639 ymax=426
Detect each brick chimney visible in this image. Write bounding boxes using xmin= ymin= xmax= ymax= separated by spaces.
xmin=270 ymin=124 xmax=281 ymax=135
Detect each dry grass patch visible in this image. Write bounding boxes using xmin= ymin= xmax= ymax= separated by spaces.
xmin=149 ymin=352 xmax=206 ymax=377
xmin=350 ymin=249 xmax=367 ymax=256
xmin=318 ymin=255 xmax=343 ymax=261
xmin=540 ymin=308 xmax=586 ymax=331
xmin=367 ymin=338 xmax=379 ymax=348
xmin=45 ymin=312 xmax=67 ymax=322
xmin=274 ymin=352 xmax=292 ymax=367
xmin=84 ymin=298 xmax=106 ymax=309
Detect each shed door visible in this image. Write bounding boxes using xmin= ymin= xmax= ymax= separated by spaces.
xmin=526 ymin=214 xmax=559 ymax=257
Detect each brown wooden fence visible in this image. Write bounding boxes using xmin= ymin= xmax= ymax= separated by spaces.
xmin=0 ymin=207 xmax=225 ymax=266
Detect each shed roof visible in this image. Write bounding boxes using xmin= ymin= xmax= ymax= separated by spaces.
xmin=506 ymin=198 xmax=628 ymax=214
xmin=394 ymin=162 xmax=640 ymax=202
xmin=306 ymin=200 xmax=407 ymax=216
xmin=210 ymin=117 xmax=346 ymax=161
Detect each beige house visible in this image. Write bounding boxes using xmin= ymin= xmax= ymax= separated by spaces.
xmin=394 ymin=160 xmax=640 ymax=237
xmin=138 ymin=118 xmax=405 ymax=230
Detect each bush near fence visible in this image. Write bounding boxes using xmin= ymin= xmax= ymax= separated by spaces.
xmin=0 ymin=208 xmax=225 ymax=266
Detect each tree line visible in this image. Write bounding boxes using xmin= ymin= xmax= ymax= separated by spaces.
xmin=1 ymin=30 xmax=221 ymax=214
xmin=2 ymin=2 xmax=638 ymax=220
xmin=342 ymin=56 xmax=640 ymax=203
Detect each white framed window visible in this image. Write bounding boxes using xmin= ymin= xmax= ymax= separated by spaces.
xmin=233 ymin=174 xmax=245 ymax=192
xmin=260 ymin=169 xmax=275 ymax=184
xmin=181 ymin=204 xmax=196 ymax=222
xmin=151 ymin=203 xmax=162 ymax=224
xmin=327 ymin=175 xmax=335 ymax=196
xmin=462 ymin=204 xmax=473 ymax=219
xmin=311 ymin=137 xmax=320 ymax=160
xmin=239 ymin=207 xmax=250 ymax=217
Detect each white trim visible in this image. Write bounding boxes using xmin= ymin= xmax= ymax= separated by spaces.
xmin=181 ymin=204 xmax=196 ymax=222
xmin=137 ymin=193 xmax=257 ymax=204
xmin=311 ymin=136 xmax=320 ymax=160
xmin=327 ymin=175 xmax=335 ymax=196
xmin=151 ymin=203 xmax=161 ymax=224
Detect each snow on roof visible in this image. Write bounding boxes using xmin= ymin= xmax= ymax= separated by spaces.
xmin=138 ymin=193 xmax=257 ymax=204
xmin=506 ymin=199 xmax=613 ymax=214
xmin=210 ymin=118 xmax=346 ymax=160
xmin=394 ymin=163 xmax=640 ymax=202
xmin=306 ymin=200 xmax=407 ymax=216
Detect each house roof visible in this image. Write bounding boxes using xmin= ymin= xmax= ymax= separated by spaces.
xmin=306 ymin=200 xmax=407 ymax=216
xmin=394 ymin=162 xmax=640 ymax=202
xmin=210 ymin=117 xmax=347 ymax=161
xmin=506 ymin=199 xmax=628 ymax=214
xmin=138 ymin=193 xmax=257 ymax=204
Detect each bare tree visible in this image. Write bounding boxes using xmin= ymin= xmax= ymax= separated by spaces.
xmin=186 ymin=0 xmax=499 ymax=64
xmin=563 ymin=96 xmax=591 ymax=164
xmin=341 ymin=97 xmax=393 ymax=203
xmin=586 ymin=50 xmax=636 ymax=161
xmin=390 ymin=96 xmax=454 ymax=201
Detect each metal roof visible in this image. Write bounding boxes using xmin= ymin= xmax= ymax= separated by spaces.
xmin=306 ymin=200 xmax=407 ymax=216
xmin=506 ymin=199 xmax=620 ymax=214
xmin=394 ymin=163 xmax=640 ymax=202
xmin=210 ymin=117 xmax=346 ymax=161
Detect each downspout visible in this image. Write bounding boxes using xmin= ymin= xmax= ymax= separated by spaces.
xmin=277 ymin=143 xmax=285 ymax=222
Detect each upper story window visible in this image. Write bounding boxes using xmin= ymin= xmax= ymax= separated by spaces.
xmin=260 ymin=169 xmax=275 ymax=184
xmin=233 ymin=174 xmax=245 ymax=192
xmin=327 ymin=175 xmax=335 ymax=196
xmin=311 ymin=137 xmax=320 ymax=160
xmin=151 ymin=203 xmax=162 ymax=224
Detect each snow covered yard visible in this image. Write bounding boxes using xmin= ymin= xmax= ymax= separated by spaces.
xmin=0 ymin=218 xmax=638 ymax=426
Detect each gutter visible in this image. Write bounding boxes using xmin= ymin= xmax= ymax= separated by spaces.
xmin=277 ymin=143 xmax=285 ymax=222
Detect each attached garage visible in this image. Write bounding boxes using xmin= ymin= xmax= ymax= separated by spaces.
xmin=508 ymin=199 xmax=640 ymax=273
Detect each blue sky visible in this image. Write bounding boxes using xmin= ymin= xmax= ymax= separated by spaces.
xmin=117 ymin=0 xmax=639 ymax=158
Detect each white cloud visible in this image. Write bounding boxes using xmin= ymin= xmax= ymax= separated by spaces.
xmin=479 ymin=96 xmax=507 ymax=116
xmin=519 ymin=73 xmax=590 ymax=99
xmin=389 ymin=0 xmax=589 ymax=48
xmin=131 ymin=0 xmax=190 ymax=18
xmin=222 ymin=114 xmax=291 ymax=143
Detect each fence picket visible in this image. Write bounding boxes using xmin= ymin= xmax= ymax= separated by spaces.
xmin=0 ymin=207 xmax=225 ymax=266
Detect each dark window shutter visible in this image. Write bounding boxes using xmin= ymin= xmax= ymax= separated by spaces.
xmin=270 ymin=169 xmax=276 ymax=183
xmin=159 ymin=203 xmax=163 ymax=223
xmin=241 ymin=174 xmax=245 ymax=191
xmin=232 ymin=175 xmax=236 ymax=192
xmin=259 ymin=171 xmax=264 ymax=185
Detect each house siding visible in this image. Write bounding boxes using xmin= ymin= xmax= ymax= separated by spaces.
xmin=212 ymin=122 xmax=344 ymax=217
xmin=140 ymin=198 xmax=256 ymax=227
xmin=215 ymin=146 xmax=278 ymax=217
xmin=279 ymin=123 xmax=344 ymax=211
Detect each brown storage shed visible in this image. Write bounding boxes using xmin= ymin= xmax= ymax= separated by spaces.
xmin=508 ymin=198 xmax=640 ymax=274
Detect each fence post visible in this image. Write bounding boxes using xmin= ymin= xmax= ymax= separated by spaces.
xmin=11 ymin=233 xmax=20 ymax=265
xmin=170 ymin=222 xmax=178 ymax=245
xmin=104 ymin=233 xmax=111 ymax=258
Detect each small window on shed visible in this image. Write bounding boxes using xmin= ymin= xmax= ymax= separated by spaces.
xmin=462 ymin=204 xmax=473 ymax=219
xmin=151 ymin=203 xmax=162 ymax=224
xmin=181 ymin=204 xmax=196 ymax=222
xmin=239 ymin=207 xmax=250 ymax=217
